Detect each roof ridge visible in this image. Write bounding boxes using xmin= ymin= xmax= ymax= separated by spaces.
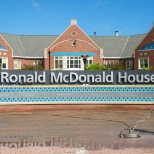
xmin=0 ymin=32 xmax=59 ymax=37
xmin=120 ymin=36 xmax=130 ymax=57
xmin=130 ymin=33 xmax=147 ymax=37
xmin=17 ymin=36 xmax=26 ymax=56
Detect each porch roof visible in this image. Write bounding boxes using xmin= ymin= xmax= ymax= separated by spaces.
xmin=50 ymin=51 xmax=97 ymax=57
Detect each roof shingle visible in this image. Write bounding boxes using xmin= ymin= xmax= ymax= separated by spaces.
xmin=0 ymin=33 xmax=146 ymax=58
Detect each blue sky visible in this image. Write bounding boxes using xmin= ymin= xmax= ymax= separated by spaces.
xmin=0 ymin=0 xmax=154 ymax=36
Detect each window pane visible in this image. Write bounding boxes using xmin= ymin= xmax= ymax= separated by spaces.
xmin=70 ymin=60 xmax=73 ymax=64
xmin=2 ymin=63 xmax=6 ymax=68
xmin=74 ymin=60 xmax=78 ymax=64
xmin=89 ymin=60 xmax=92 ymax=64
xmin=2 ymin=58 xmax=6 ymax=63
xmin=55 ymin=60 xmax=58 ymax=65
xmin=139 ymin=58 xmax=148 ymax=68
xmin=144 ymin=59 xmax=148 ymax=64
xmin=140 ymin=59 xmax=143 ymax=64
xmin=59 ymin=60 xmax=63 ymax=65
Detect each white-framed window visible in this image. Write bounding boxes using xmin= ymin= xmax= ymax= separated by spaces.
xmin=0 ymin=57 xmax=8 ymax=69
xmin=138 ymin=57 xmax=149 ymax=69
xmin=126 ymin=60 xmax=133 ymax=69
xmin=105 ymin=61 xmax=114 ymax=66
xmin=106 ymin=61 xmax=114 ymax=65
xmin=86 ymin=57 xmax=93 ymax=66
xmin=67 ymin=56 xmax=81 ymax=69
xmin=33 ymin=61 xmax=39 ymax=66
xmin=55 ymin=56 xmax=63 ymax=69
xmin=14 ymin=60 xmax=21 ymax=69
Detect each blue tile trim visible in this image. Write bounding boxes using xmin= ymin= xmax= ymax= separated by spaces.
xmin=0 ymin=87 xmax=154 ymax=103
xmin=50 ymin=52 xmax=97 ymax=57
xmin=0 ymin=87 xmax=154 ymax=92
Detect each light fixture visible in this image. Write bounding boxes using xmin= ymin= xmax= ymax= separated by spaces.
xmin=81 ymin=54 xmax=89 ymax=70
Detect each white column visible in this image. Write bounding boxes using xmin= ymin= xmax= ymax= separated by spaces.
xmin=44 ymin=48 xmax=48 ymax=58
xmin=81 ymin=58 xmax=84 ymax=70
xmin=63 ymin=56 xmax=67 ymax=70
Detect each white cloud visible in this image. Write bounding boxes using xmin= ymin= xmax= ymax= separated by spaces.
xmin=32 ymin=1 xmax=41 ymax=10
xmin=95 ymin=0 xmax=107 ymax=7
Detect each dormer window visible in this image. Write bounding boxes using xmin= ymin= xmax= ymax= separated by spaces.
xmin=72 ymin=40 xmax=76 ymax=46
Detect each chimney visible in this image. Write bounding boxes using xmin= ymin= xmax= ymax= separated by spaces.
xmin=115 ymin=31 xmax=119 ymax=36
xmin=94 ymin=31 xmax=96 ymax=36
xmin=71 ymin=19 xmax=77 ymax=25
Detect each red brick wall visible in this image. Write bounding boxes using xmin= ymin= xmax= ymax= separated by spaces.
xmin=134 ymin=26 xmax=154 ymax=70
xmin=0 ymin=36 xmax=14 ymax=70
xmin=45 ymin=25 xmax=103 ymax=70
xmin=13 ymin=58 xmax=44 ymax=69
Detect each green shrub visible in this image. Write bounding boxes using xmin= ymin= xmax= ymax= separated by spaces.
xmin=142 ymin=67 xmax=151 ymax=70
xmin=86 ymin=63 xmax=107 ymax=70
xmin=105 ymin=61 xmax=125 ymax=70
xmin=22 ymin=64 xmax=44 ymax=70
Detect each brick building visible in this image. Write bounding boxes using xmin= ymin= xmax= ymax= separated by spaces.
xmin=0 ymin=19 xmax=154 ymax=70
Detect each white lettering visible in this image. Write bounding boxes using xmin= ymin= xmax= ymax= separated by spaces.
xmin=38 ymin=72 xmax=45 ymax=83
xmin=51 ymin=72 xmax=62 ymax=83
xmin=128 ymin=75 xmax=136 ymax=83
xmin=18 ymin=75 xmax=26 ymax=83
xmin=144 ymin=74 xmax=150 ymax=83
xmin=35 ymin=71 xmax=37 ymax=83
xmin=136 ymin=75 xmax=144 ymax=83
xmin=9 ymin=75 xmax=18 ymax=83
xmin=106 ymin=72 xmax=113 ymax=83
xmin=118 ymin=72 xmax=127 ymax=83
xmin=102 ymin=72 xmax=105 ymax=82
xmin=87 ymin=75 xmax=94 ymax=83
xmin=150 ymin=75 xmax=154 ymax=82
xmin=95 ymin=75 xmax=101 ymax=83
xmin=70 ymin=73 xmax=78 ymax=83
xmin=27 ymin=75 xmax=33 ymax=83
xmin=1 ymin=72 xmax=9 ymax=83
xmin=63 ymin=74 xmax=69 ymax=83
xmin=79 ymin=75 xmax=87 ymax=83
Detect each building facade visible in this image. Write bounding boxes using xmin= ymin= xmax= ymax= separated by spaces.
xmin=0 ymin=19 xmax=154 ymax=71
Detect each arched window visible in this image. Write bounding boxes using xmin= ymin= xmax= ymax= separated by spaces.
xmin=0 ymin=45 xmax=7 ymax=50
xmin=139 ymin=43 xmax=154 ymax=51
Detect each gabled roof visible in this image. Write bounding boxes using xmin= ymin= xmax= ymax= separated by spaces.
xmin=121 ymin=34 xmax=146 ymax=57
xmin=0 ymin=32 xmax=146 ymax=58
xmin=90 ymin=34 xmax=146 ymax=58
xmin=0 ymin=33 xmax=58 ymax=58
xmin=90 ymin=36 xmax=128 ymax=57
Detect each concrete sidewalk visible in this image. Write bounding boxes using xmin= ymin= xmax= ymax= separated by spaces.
xmin=0 ymin=109 xmax=154 ymax=153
